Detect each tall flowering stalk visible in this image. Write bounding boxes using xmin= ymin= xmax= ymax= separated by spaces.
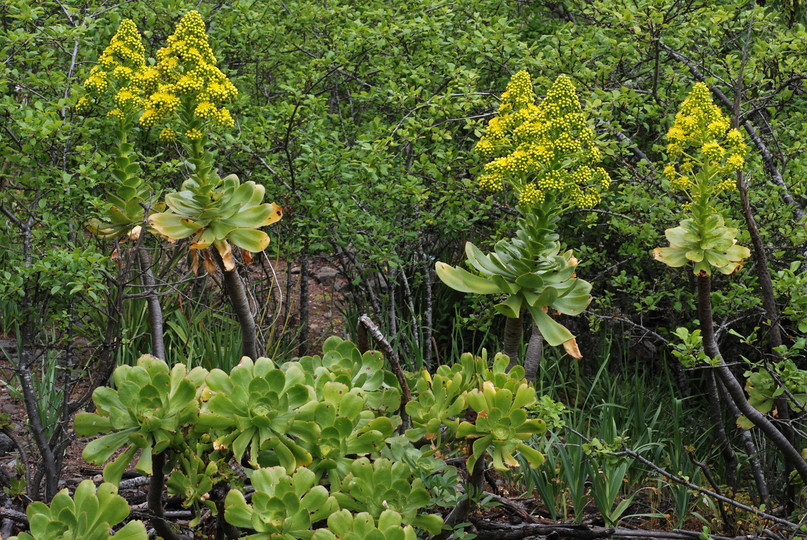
xmin=146 ymin=11 xmax=281 ymax=275
xmin=653 ymin=82 xmax=750 ymax=275
xmin=437 ymin=71 xmax=610 ymax=367
xmin=82 ymin=20 xmax=168 ymax=360
xmin=84 ymin=12 xmax=281 ymax=359
xmin=655 ymin=83 xmax=807 ymax=490
xmin=83 ymin=19 xmax=157 ymax=239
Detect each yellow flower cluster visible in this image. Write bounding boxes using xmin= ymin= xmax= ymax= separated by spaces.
xmin=75 ymin=96 xmax=91 ymax=112
xmin=519 ymin=184 xmax=545 ymax=206
xmin=139 ymin=86 xmax=181 ymax=127
xmin=184 ymin=128 xmax=203 ymax=140
xmin=664 ymin=83 xmax=747 ymax=198
xmin=478 ymin=174 xmax=503 ymax=192
xmin=137 ymin=67 xmax=160 ymax=96
xmin=159 ymin=128 xmax=176 ymax=142
xmin=83 ymin=19 xmax=147 ymax=115
xmin=141 ymin=11 xmax=237 ymax=130
xmin=669 ymin=175 xmax=693 ymax=192
xmin=475 ymin=71 xmax=610 ymax=209
xmin=84 ymin=68 xmax=109 ymax=94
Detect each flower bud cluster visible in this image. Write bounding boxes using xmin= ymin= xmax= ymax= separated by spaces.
xmin=142 ymin=11 xmax=237 ymax=130
xmin=664 ymin=83 xmax=747 ymax=198
xmin=475 ymin=71 xmax=610 ymax=209
xmin=159 ymin=128 xmax=176 ymax=142
xmin=518 ymin=183 xmax=544 ymax=206
xmin=82 ymin=19 xmax=147 ymax=117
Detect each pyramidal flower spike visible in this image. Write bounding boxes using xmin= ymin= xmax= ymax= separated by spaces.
xmin=82 ymin=18 xmax=147 ymax=120
xmin=475 ymin=71 xmax=610 ymax=210
xmin=140 ymin=10 xmax=238 ymax=131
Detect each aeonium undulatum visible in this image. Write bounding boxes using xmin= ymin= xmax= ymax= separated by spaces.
xmin=437 ymin=71 xmax=610 ymax=357
xmin=82 ymin=12 xmax=282 ymax=267
xmin=82 ymin=19 xmax=162 ymax=241
xmin=653 ymin=82 xmax=750 ymax=275
xmin=74 ymin=355 xmax=207 ymax=484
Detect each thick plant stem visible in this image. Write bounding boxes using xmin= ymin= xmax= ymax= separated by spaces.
xmin=213 ymin=249 xmax=259 ymax=360
xmin=503 ymin=315 xmax=523 ymax=368
xmin=704 ymin=370 xmax=737 ymax=489
xmin=212 ymin=481 xmax=240 ymax=540
xmin=696 ymin=274 xmax=807 ymax=486
xmin=716 ymin=377 xmax=770 ymax=503
xmin=149 ymin=451 xmax=181 ymax=540
xmin=439 ymin=454 xmax=486 ymax=538
xmin=136 ymin=244 xmax=165 ymax=360
xmin=738 ymin=171 xmax=794 ymax=505
xmin=523 ymin=320 xmax=543 ymax=382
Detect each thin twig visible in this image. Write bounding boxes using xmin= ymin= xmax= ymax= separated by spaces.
xmin=357 ymin=314 xmax=412 ymax=427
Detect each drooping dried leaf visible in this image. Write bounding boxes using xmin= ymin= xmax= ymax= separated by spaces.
xmin=202 ymin=251 xmax=216 ymax=275
xmin=128 ymin=225 xmax=142 ymax=242
xmin=562 ymin=337 xmax=582 ymax=359
xmin=215 ymin=241 xmax=235 ymax=271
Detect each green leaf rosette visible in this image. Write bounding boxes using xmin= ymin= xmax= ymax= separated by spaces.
xmin=224 ymin=466 xmax=339 ymax=540
xmin=332 ymin=457 xmax=443 ymax=535
xmin=149 ymin=173 xmax=282 ymax=270
xmin=9 ymin=480 xmax=146 ymax=540
xmin=437 ymin=203 xmax=591 ymax=350
xmin=298 ymin=337 xmax=401 ymax=412
xmin=197 ymin=357 xmax=318 ymax=471
xmin=456 ymin=381 xmax=547 ymax=472
xmin=74 ymin=356 xmax=206 ymax=483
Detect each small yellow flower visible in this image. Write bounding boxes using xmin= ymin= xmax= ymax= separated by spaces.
xmin=159 ymin=128 xmax=175 ymax=142
xmin=184 ymin=128 xmax=203 ymax=140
